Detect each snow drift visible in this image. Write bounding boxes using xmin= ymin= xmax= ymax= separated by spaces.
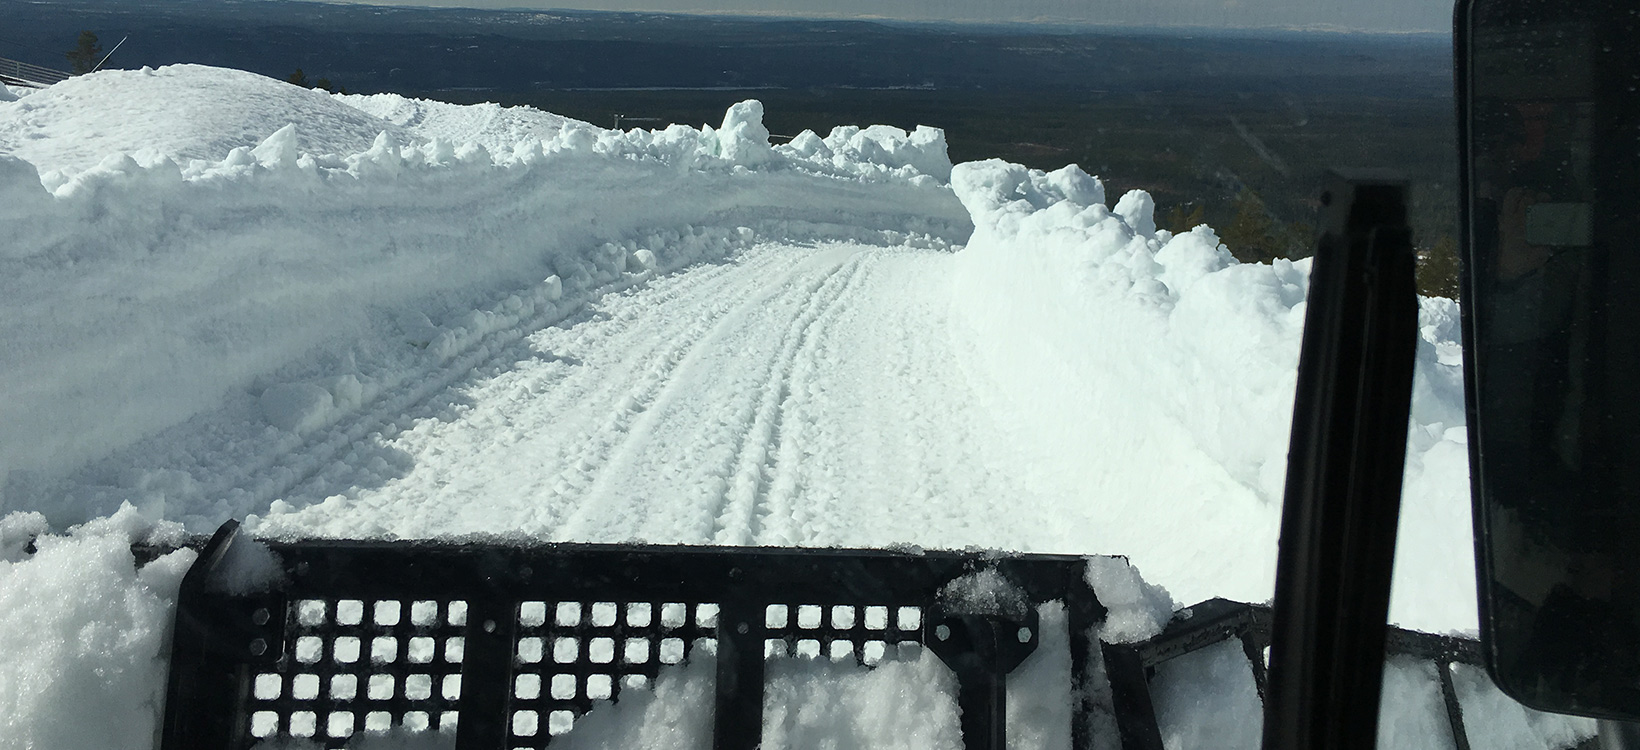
xmin=947 ymin=159 xmax=1472 ymax=632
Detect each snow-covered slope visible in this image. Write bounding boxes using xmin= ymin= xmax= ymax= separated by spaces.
xmin=0 ymin=65 xmax=418 ymax=175
xmin=0 ymin=65 xmax=1592 ymax=750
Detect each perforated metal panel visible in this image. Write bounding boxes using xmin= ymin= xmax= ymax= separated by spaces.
xmin=157 ymin=522 xmax=1106 ymax=750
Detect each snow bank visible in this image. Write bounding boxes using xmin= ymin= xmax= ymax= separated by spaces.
xmin=0 ymin=66 xmax=968 ymax=528
xmin=948 ymin=159 xmax=1473 ymax=631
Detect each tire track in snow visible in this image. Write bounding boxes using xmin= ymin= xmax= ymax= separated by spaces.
xmin=206 ymin=248 xmax=760 ymax=524
xmin=707 ymin=250 xmax=875 ymax=545
xmin=266 ymin=248 xmax=793 ymax=534
xmin=549 ymin=243 xmax=865 ymax=544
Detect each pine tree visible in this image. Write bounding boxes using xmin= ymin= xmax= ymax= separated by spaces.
xmin=287 ymin=69 xmax=311 ymax=87
xmin=1220 ymin=188 xmax=1282 ymax=264
xmin=65 ymin=31 xmax=102 ymax=75
xmin=1417 ymin=234 xmax=1461 ymax=299
xmin=1161 ymin=202 xmax=1206 ymax=234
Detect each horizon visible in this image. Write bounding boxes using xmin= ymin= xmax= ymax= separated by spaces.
xmin=294 ymin=0 xmax=1455 ymax=34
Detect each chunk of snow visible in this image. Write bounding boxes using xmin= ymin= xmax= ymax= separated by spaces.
xmin=252 ymin=123 xmax=301 ymax=169
xmin=1085 ymin=556 xmax=1175 ymax=644
xmin=938 ymin=568 xmax=1029 ymax=617
xmin=206 ymin=534 xmax=286 ymax=595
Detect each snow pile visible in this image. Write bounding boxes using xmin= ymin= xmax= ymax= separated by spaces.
xmin=0 ymin=505 xmax=194 ymax=749
xmin=336 ymin=91 xmax=581 ymax=157
xmin=0 ymin=65 xmax=416 ymax=176
xmin=948 ymin=159 xmax=1473 ymax=632
xmin=781 ymin=123 xmax=954 ymax=182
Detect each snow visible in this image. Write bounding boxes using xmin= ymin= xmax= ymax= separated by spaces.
xmin=0 ymin=504 xmax=194 ymax=749
xmin=0 ymin=63 xmax=1588 ymax=749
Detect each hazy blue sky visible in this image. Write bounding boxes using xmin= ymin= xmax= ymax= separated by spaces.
xmin=330 ymin=0 xmax=1455 ymax=33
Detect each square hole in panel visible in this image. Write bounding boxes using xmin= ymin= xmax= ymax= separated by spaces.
xmin=442 ymin=674 xmax=463 ymax=701
xmin=659 ymin=638 xmax=685 ymax=665
xmin=766 ymin=604 xmax=789 ymax=629
xmin=374 ymin=601 xmax=401 ymax=626
xmin=864 ymin=606 xmax=889 ymax=631
xmin=550 ymin=674 xmax=577 ymax=700
xmin=411 ymin=600 xmax=438 ymax=626
xmin=372 ymin=636 xmax=398 ymax=664
xmin=445 ymin=637 xmax=465 ymax=663
xmin=408 ymin=636 xmax=436 ymax=664
xmin=253 ymin=673 xmax=282 ymax=700
xmin=448 ymin=601 xmax=469 ymax=627
xmin=660 ymin=603 xmax=687 ymax=629
xmin=290 ymin=711 xmax=318 ymax=738
xmin=829 ymin=640 xmax=854 ymax=661
xmin=368 ymin=674 xmax=395 ymax=701
xmin=623 ymin=638 xmax=650 ymax=664
xmin=514 ymin=674 xmax=541 ymax=700
xmin=439 ymin=712 xmax=459 ymax=732
xmin=337 ymin=600 xmax=365 ymax=627
xmin=404 ymin=711 xmax=431 ymax=732
xmin=796 ymin=639 xmax=821 ymax=659
xmin=797 ymin=605 xmax=822 ymax=629
xmin=251 ymin=711 xmax=279 ymax=738
xmin=897 ymin=642 xmax=923 ymax=660
xmin=623 ymin=674 xmax=650 ymax=691
xmin=407 ymin=674 xmax=434 ymax=701
xmin=588 ymin=637 xmax=615 ymax=664
xmin=512 ymin=710 xmax=539 ymax=737
xmin=897 ymin=607 xmax=922 ymax=631
xmin=520 ymin=601 xmax=547 ymax=628
xmin=863 ymin=641 xmax=887 ymax=666
xmin=626 ymin=603 xmax=652 ymax=628
xmin=296 ymin=636 xmax=323 ymax=664
xmin=831 ymin=606 xmax=856 ymax=630
xmin=518 ymin=637 xmax=544 ymax=664
xmin=334 ymin=636 xmax=361 ymax=664
xmin=765 ymin=639 xmax=788 ymax=658
xmin=548 ymin=711 xmax=575 ymax=736
xmin=695 ymin=604 xmax=719 ymax=629
xmin=555 ymin=602 xmax=582 ymax=627
xmin=552 ymin=637 xmax=579 ymax=664
xmin=297 ymin=600 xmax=328 ymax=627
xmin=327 ymin=711 xmax=355 ymax=738
xmin=331 ymin=674 xmax=358 ymax=701
xmin=365 ymin=711 xmax=392 ymax=733
xmin=292 ymin=673 xmax=320 ymax=701
xmin=591 ymin=602 xmax=618 ymax=627
xmin=587 ymin=674 xmax=613 ymax=700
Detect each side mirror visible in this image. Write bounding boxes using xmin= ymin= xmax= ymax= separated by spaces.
xmin=1459 ymin=0 xmax=1640 ymax=719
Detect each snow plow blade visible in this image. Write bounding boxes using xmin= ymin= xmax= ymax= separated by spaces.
xmin=153 ymin=522 xmax=1496 ymax=750
xmin=156 ymin=521 xmax=1107 ymax=750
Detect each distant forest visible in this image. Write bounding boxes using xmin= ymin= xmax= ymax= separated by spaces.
xmin=0 ymin=0 xmax=1459 ymax=296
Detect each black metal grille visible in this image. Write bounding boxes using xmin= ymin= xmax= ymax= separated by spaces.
xmin=157 ymin=521 xmax=1105 ymax=750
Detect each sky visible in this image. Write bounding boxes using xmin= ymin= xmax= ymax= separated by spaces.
xmin=323 ymin=0 xmax=1456 ymax=33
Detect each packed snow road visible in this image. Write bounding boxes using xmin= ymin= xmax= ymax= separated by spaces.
xmin=257 ymin=241 xmax=1060 ymax=552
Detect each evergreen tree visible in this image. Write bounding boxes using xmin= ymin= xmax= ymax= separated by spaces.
xmin=65 ymin=31 xmax=102 ymax=75
xmin=287 ymin=69 xmax=310 ymax=87
xmin=1417 ymin=234 xmax=1461 ymax=299
xmin=1160 ymin=202 xmax=1206 ymax=234
xmin=1219 ymin=188 xmax=1282 ymax=264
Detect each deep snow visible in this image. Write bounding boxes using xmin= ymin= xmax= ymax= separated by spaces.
xmin=0 ymin=64 xmax=1593 ymax=749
